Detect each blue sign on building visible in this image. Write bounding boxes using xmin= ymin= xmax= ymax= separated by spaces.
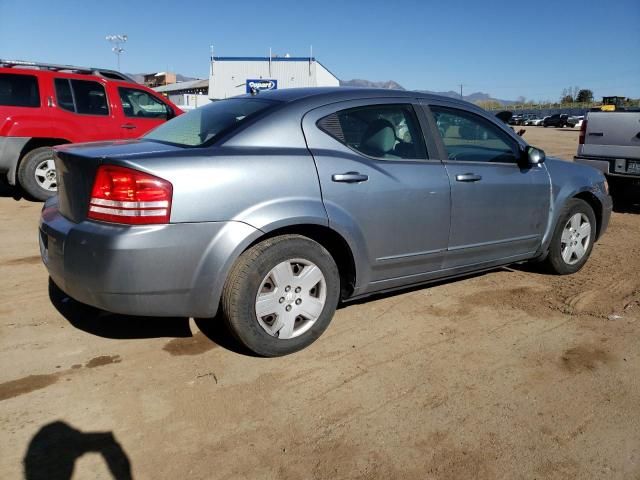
xmin=246 ymin=79 xmax=278 ymax=93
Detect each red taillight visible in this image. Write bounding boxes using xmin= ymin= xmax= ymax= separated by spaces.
xmin=88 ymin=165 xmax=172 ymax=225
xmin=579 ymin=119 xmax=588 ymax=145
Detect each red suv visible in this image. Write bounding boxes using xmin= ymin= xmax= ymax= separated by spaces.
xmin=0 ymin=60 xmax=182 ymax=200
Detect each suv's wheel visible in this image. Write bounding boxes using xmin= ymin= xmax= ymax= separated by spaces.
xmin=18 ymin=147 xmax=57 ymax=201
xmin=222 ymin=235 xmax=340 ymax=357
xmin=542 ymin=198 xmax=596 ymax=274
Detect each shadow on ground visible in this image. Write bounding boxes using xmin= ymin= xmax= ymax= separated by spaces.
xmin=23 ymin=421 xmax=132 ymax=480
xmin=48 ymin=279 xmax=251 ymax=355
xmin=0 ymin=178 xmax=34 ymax=201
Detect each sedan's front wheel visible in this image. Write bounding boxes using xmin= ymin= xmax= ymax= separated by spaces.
xmin=542 ymin=198 xmax=596 ymax=275
xmin=222 ymin=235 xmax=340 ymax=356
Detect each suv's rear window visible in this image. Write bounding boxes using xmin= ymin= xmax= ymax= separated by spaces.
xmin=0 ymin=73 xmax=40 ymax=107
xmin=144 ymin=98 xmax=277 ymax=147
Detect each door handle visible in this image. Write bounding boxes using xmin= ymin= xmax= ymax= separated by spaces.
xmin=121 ymin=124 xmax=137 ymax=130
xmin=455 ymin=173 xmax=482 ymax=182
xmin=332 ymin=172 xmax=369 ymax=183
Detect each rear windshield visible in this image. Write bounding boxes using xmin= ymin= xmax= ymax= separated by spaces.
xmin=144 ymin=98 xmax=277 ymax=147
xmin=0 ymin=73 xmax=40 ymax=107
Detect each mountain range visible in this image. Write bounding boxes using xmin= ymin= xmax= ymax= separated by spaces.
xmin=340 ymin=79 xmax=516 ymax=105
xmin=128 ymin=73 xmax=515 ymax=105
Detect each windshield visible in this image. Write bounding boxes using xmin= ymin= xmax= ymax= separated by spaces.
xmin=144 ymin=98 xmax=277 ymax=147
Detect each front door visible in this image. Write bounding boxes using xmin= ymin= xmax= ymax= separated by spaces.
xmin=424 ymin=103 xmax=550 ymax=269
xmin=302 ymin=99 xmax=451 ymax=291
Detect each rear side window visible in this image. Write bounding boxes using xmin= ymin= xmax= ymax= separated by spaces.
xmin=318 ymin=104 xmax=427 ymax=160
xmin=0 ymin=73 xmax=40 ymax=107
xmin=144 ymin=98 xmax=276 ymax=147
xmin=54 ymin=78 xmax=108 ymax=116
xmin=118 ymin=87 xmax=169 ymax=119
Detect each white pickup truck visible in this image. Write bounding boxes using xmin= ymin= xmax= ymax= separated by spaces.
xmin=575 ymin=111 xmax=640 ymax=201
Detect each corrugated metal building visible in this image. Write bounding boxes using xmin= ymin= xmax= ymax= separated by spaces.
xmin=208 ymin=56 xmax=339 ymax=100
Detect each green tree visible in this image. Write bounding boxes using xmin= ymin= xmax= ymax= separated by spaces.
xmin=576 ymin=89 xmax=594 ymax=103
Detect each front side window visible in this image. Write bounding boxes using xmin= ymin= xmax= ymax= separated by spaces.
xmin=0 ymin=73 xmax=40 ymax=107
xmin=431 ymin=106 xmax=519 ymax=163
xmin=54 ymin=78 xmax=108 ymax=116
xmin=144 ymin=98 xmax=276 ymax=147
xmin=318 ymin=104 xmax=427 ymax=160
xmin=118 ymin=87 xmax=169 ymax=119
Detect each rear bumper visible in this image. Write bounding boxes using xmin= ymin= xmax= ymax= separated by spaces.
xmin=39 ymin=199 xmax=261 ymax=318
xmin=575 ymin=156 xmax=640 ymax=179
xmin=0 ymin=136 xmax=30 ymax=184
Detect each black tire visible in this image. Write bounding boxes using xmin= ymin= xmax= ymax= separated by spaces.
xmin=541 ymin=198 xmax=596 ymax=275
xmin=17 ymin=146 xmax=57 ymax=201
xmin=221 ymin=235 xmax=340 ymax=357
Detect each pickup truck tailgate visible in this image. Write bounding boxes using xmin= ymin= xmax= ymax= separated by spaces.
xmin=578 ymin=112 xmax=640 ymax=160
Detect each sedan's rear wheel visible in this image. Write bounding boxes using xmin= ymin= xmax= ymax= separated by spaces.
xmin=222 ymin=235 xmax=340 ymax=356
xmin=541 ymin=198 xmax=596 ymax=274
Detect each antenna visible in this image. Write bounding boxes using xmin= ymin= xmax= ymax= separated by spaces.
xmin=269 ymin=47 xmax=272 ymax=76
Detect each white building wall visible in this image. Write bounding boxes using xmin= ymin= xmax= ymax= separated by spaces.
xmin=209 ymin=58 xmax=339 ymax=100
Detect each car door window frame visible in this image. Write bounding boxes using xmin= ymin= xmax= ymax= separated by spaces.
xmin=309 ymin=98 xmax=440 ymax=164
xmin=54 ymin=77 xmax=110 ymax=116
xmin=420 ymin=100 xmax=526 ymax=166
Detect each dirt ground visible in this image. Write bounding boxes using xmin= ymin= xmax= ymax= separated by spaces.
xmin=1 ymin=127 xmax=639 ymax=479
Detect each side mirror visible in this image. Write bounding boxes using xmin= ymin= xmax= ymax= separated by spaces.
xmin=526 ymin=146 xmax=545 ymax=165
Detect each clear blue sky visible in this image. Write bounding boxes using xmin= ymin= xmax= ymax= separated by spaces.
xmin=1 ymin=0 xmax=638 ymax=101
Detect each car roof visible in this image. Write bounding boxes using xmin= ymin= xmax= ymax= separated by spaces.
xmin=238 ymin=86 xmax=474 ymax=108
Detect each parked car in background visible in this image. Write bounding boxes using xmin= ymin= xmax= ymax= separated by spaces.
xmin=567 ymin=115 xmax=584 ymax=128
xmin=509 ymin=114 xmax=524 ymax=125
xmin=524 ymin=116 xmax=544 ymax=126
xmin=575 ymin=111 xmax=640 ymax=202
xmin=0 ymin=60 xmax=182 ymax=200
xmin=543 ymin=114 xmax=569 ymax=128
xmin=40 ymin=88 xmax=611 ymax=356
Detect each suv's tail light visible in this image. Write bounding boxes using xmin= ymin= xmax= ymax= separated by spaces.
xmin=579 ymin=119 xmax=588 ymax=145
xmin=88 ymin=165 xmax=172 ymax=225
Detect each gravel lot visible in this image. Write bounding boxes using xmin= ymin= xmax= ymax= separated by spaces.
xmin=1 ymin=127 xmax=639 ymax=479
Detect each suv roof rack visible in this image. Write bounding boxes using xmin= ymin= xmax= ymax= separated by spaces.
xmin=0 ymin=59 xmax=137 ymax=83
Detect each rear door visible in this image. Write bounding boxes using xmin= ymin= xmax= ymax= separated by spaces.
xmin=302 ymin=98 xmax=451 ymax=290
xmin=114 ymin=85 xmax=172 ymax=138
xmin=423 ymin=102 xmax=550 ymax=269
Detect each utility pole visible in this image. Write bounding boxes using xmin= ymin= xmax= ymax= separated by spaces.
xmin=106 ymin=34 xmax=128 ymax=71
xmin=459 ymin=84 xmax=464 ymax=99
